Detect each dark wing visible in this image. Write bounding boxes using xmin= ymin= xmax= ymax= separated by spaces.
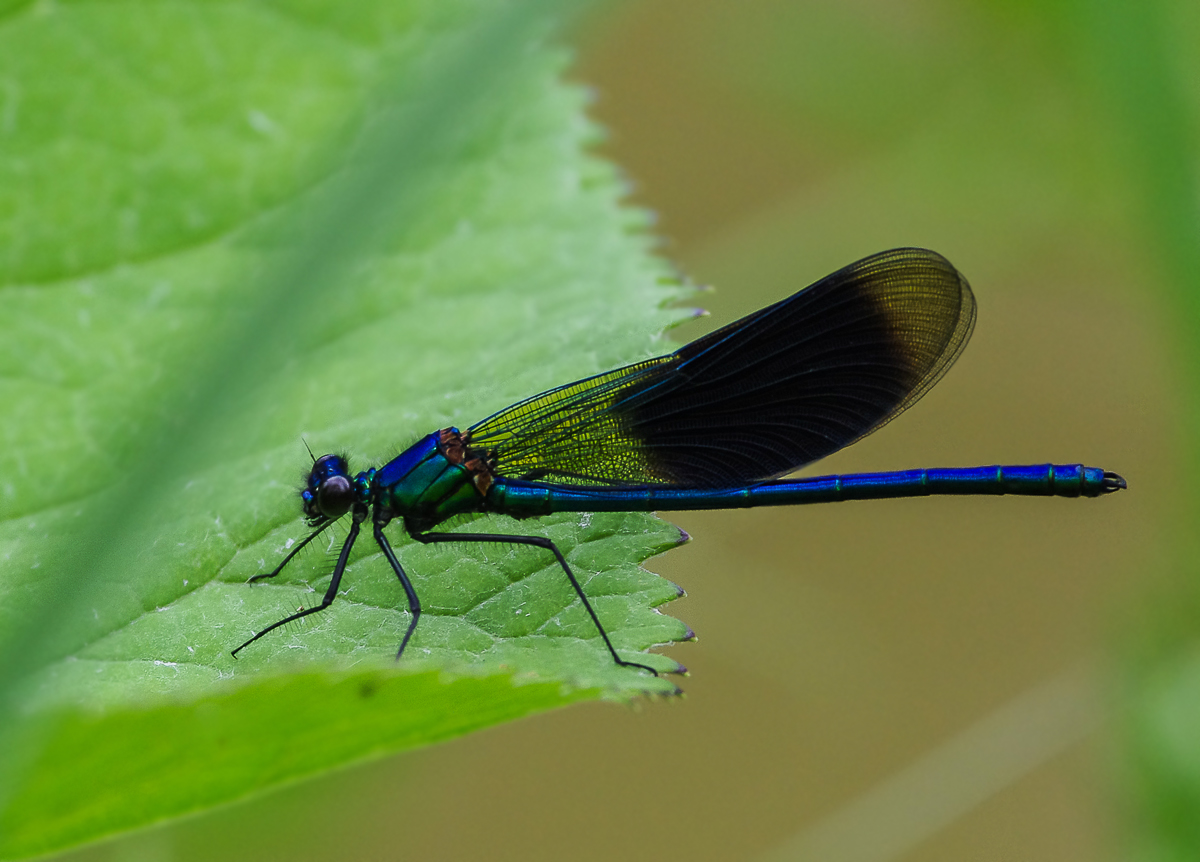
xmin=467 ymin=248 xmax=976 ymax=487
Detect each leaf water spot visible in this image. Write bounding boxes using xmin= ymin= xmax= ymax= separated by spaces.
xmin=183 ymin=579 xmax=189 ymax=586
xmin=77 ymin=308 xmax=91 ymax=328
xmin=187 ymin=646 xmax=195 ymax=654
xmin=118 ymin=207 xmax=140 ymax=241
xmin=182 ymin=205 xmax=210 ymax=230
xmin=284 ymin=538 xmax=295 ymax=550
xmin=246 ymin=108 xmax=279 ymax=137
xmin=147 ymin=281 xmax=171 ymax=307
xmin=578 ymin=513 xmax=592 ymax=528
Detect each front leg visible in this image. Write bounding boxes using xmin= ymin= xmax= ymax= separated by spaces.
xmin=233 ymin=516 xmax=360 ymax=658
xmin=248 ymin=518 xmax=333 ymax=584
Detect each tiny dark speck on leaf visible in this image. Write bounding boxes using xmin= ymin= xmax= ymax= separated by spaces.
xmin=358 ymin=680 xmax=378 ymax=699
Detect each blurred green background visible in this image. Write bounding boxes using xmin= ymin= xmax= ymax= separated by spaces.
xmin=60 ymin=0 xmax=1191 ymax=859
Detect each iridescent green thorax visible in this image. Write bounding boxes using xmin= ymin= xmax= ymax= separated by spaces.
xmin=354 ymin=468 xmax=375 ymax=507
xmin=380 ymin=429 xmax=492 ymax=531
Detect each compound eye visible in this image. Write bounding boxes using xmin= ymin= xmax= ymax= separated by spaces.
xmin=316 ymin=474 xmax=354 ymax=519
xmin=312 ymin=454 xmax=348 ymax=482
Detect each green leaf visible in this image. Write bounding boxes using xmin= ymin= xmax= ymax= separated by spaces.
xmin=0 ymin=1 xmax=692 ymax=855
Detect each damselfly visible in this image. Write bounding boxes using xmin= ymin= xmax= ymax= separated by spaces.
xmin=233 ymin=249 xmax=1125 ymax=675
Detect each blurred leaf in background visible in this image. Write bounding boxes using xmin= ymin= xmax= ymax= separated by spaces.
xmin=1069 ymin=3 xmax=1200 ymax=862
xmin=0 ymin=0 xmax=694 ymax=856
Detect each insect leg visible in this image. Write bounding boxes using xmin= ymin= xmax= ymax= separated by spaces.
xmin=249 ymin=518 xmax=334 ymax=583
xmin=232 ymin=517 xmax=361 ymax=658
xmin=372 ymin=523 xmax=422 ymax=660
xmin=410 ymin=531 xmax=658 ymax=676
